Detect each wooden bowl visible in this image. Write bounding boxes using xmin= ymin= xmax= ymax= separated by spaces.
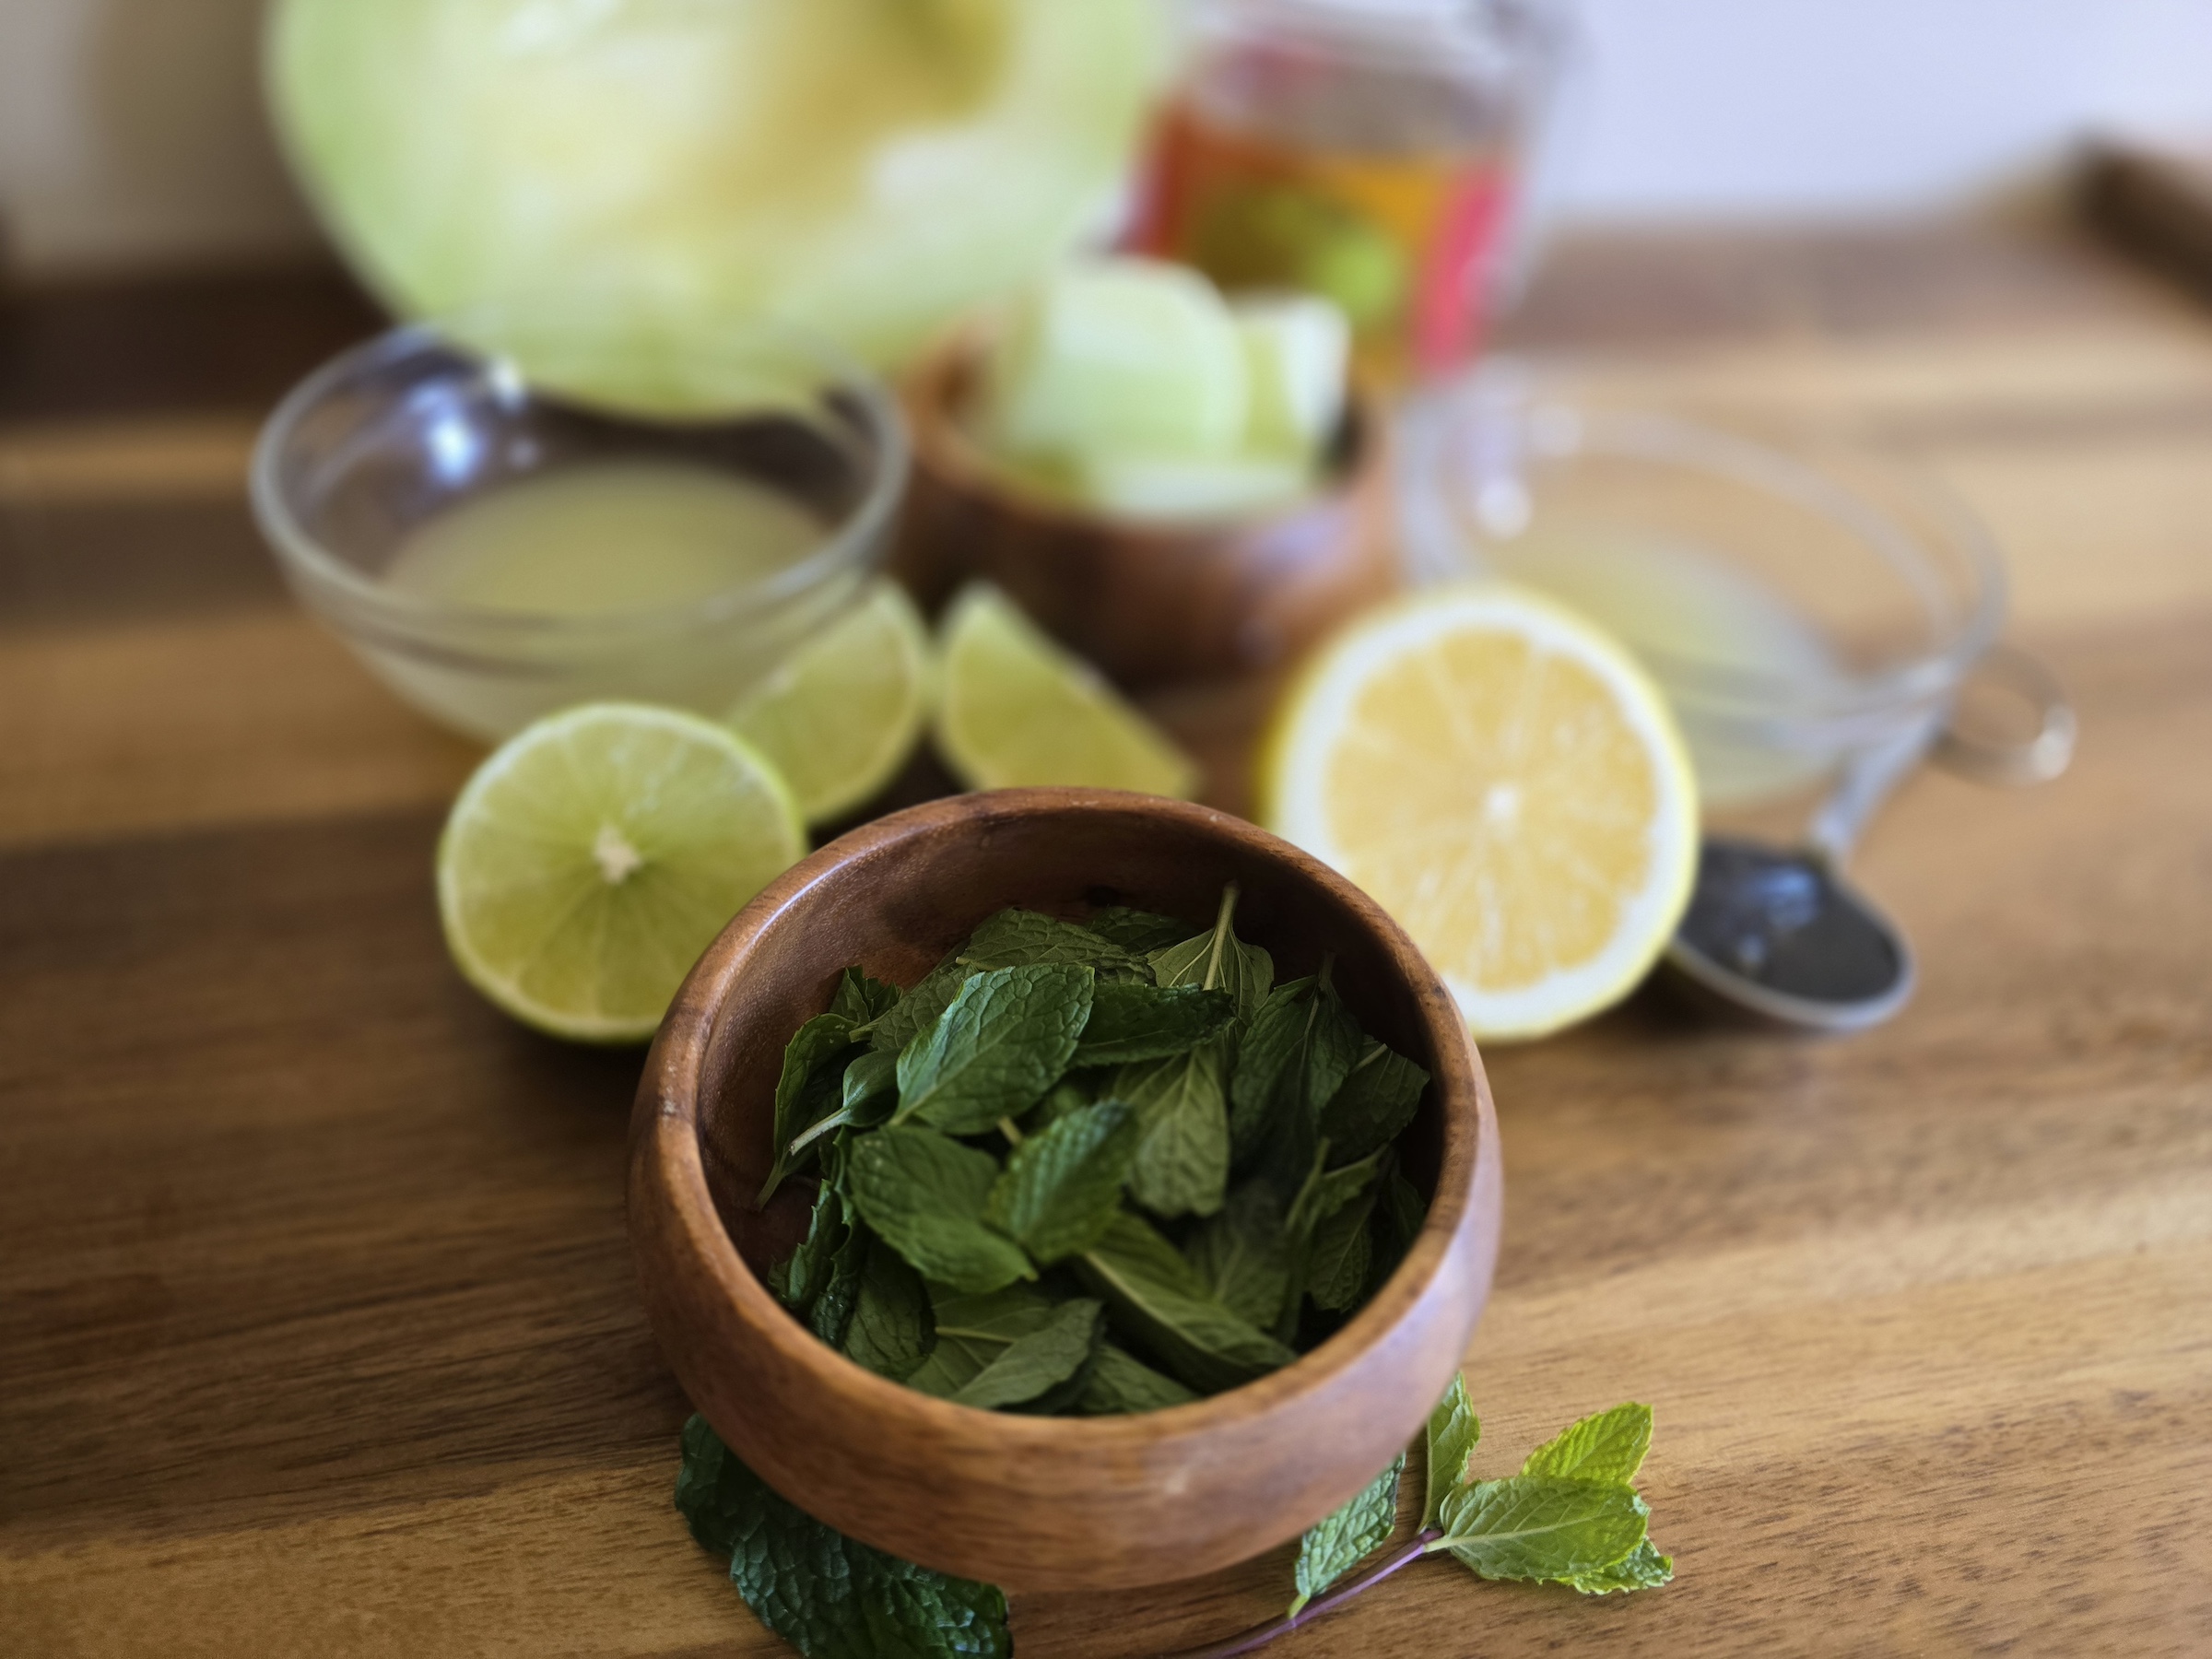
xmin=629 ymin=789 xmax=1500 ymax=1592
xmin=893 ymin=335 xmax=1398 ymax=688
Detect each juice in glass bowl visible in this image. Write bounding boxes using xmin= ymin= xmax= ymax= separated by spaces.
xmin=252 ymin=318 xmax=907 ymax=741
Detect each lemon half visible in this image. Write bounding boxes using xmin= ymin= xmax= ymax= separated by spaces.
xmin=1262 ymin=584 xmax=1697 ymax=1040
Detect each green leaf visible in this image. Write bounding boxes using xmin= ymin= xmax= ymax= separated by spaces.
xmin=760 ymin=1012 xmax=859 ymax=1203
xmin=949 ymin=1297 xmax=1103 ymax=1410
xmin=894 ymin=963 xmax=1095 ymax=1135
xmin=1185 ymin=1181 xmax=1290 ymax=1329
xmin=778 ymin=1178 xmax=851 ymax=1319
xmin=846 ymin=1126 xmax=1033 ymax=1294
xmin=1305 ymin=1177 xmax=1381 ymax=1312
xmin=1114 ymin=1037 xmax=1231 ymax=1219
xmin=1367 ymin=1159 xmax=1427 ymax=1300
xmin=1569 ymin=1537 xmax=1675 ymax=1594
xmin=1027 ymin=1073 xmax=1100 ymax=1132
xmin=1072 ymin=980 xmax=1235 ymax=1067
xmin=1318 ymin=1040 xmax=1428 ymax=1168
xmin=1076 ymin=1211 xmax=1297 ymax=1394
xmin=906 ymin=1282 xmax=1063 ymax=1398
xmin=1147 ymin=884 xmax=1274 ymax=1017
xmin=1230 ymin=975 xmax=1362 ymax=1195
xmin=868 ymin=956 xmax=971 ymax=1053
xmin=841 ymin=1238 xmax=934 ymax=1382
xmin=832 ymin=968 xmax=900 ymax=1026
xmin=1073 ymin=1342 xmax=1200 ymax=1415
xmin=675 ymin=1416 xmax=1011 ymax=1659
xmin=1424 ymin=1372 xmax=1480 ymax=1529
xmin=1433 ymin=1476 xmax=1651 ymax=1583
xmin=985 ymin=1100 xmax=1139 ymax=1264
xmin=841 ymin=1047 xmax=901 ymax=1125
xmin=1292 ymin=1453 xmax=1404 ymax=1613
xmin=959 ymin=908 xmax=1148 ymax=976
xmin=1083 ymin=905 xmax=1195 ymax=953
xmin=807 ymin=1218 xmax=870 ymax=1348
xmin=1521 ymin=1402 xmax=1654 ymax=1486
xmin=1277 ymin=1147 xmax=1382 ymax=1338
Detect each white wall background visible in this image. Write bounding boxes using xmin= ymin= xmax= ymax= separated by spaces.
xmin=3 ymin=0 xmax=2211 ymax=277
xmin=1553 ymin=0 xmax=2212 ymax=219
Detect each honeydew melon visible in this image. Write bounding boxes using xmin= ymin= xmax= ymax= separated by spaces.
xmin=267 ymin=0 xmax=1166 ymax=397
xmin=984 ymin=257 xmax=1251 ymax=463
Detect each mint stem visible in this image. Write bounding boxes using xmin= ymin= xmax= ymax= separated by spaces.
xmin=1202 ymin=884 xmax=1240 ymax=993
xmin=1161 ymin=1530 xmax=1442 ymax=1658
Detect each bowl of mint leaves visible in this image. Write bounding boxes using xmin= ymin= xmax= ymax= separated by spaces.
xmin=629 ymin=787 xmax=1501 ymax=1598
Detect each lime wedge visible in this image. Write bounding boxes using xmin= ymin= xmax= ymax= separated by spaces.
xmin=934 ymin=583 xmax=1201 ymax=799
xmin=437 ymin=702 xmax=805 ymax=1042
xmin=728 ymin=580 xmax=934 ymax=826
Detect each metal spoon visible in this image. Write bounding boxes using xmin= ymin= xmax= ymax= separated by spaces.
xmin=1665 ymin=648 xmax=2077 ymax=1032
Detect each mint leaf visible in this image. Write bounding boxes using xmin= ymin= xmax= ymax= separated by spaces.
xmin=1114 ymin=1037 xmax=1231 ymax=1219
xmin=1424 ymin=1373 xmax=1480 ymax=1528
xmin=1367 ymin=1159 xmax=1427 ymax=1300
xmin=1028 ymin=1074 xmax=1100 ymax=1133
xmin=807 ymin=1218 xmax=870 ymax=1348
xmin=1084 ymin=905 xmax=1195 ymax=953
xmin=907 ymin=1282 xmax=1062 ymax=1398
xmin=959 ymin=908 xmax=1148 ymax=976
xmin=894 ymin=963 xmax=1094 ymax=1135
xmin=847 ymin=1126 xmax=1033 ymax=1294
xmin=841 ymin=1238 xmax=933 ymax=1382
xmin=985 ymin=1100 xmax=1139 ymax=1264
xmin=1521 ymin=1402 xmax=1654 ymax=1486
xmin=868 ymin=956 xmax=971 ymax=1053
xmin=831 ymin=968 xmax=900 ymax=1026
xmin=1292 ymin=1453 xmax=1404 ymax=1613
xmin=1230 ymin=975 xmax=1362 ymax=1194
xmin=1072 ymin=980 xmax=1235 ymax=1067
xmin=1432 ymin=1477 xmax=1650 ymax=1583
xmin=675 ymin=1412 xmax=749 ymax=1556
xmin=760 ymin=1012 xmax=859 ymax=1203
xmin=1148 ymin=885 xmax=1273 ymax=1017
xmin=1305 ymin=1175 xmax=1381 ymax=1312
xmin=1074 ymin=1342 xmax=1200 ymax=1415
xmin=778 ymin=1178 xmax=851 ymax=1321
xmin=841 ymin=1047 xmax=900 ymax=1124
xmin=1077 ymin=1211 xmax=1297 ymax=1394
xmin=1185 ymin=1181 xmax=1290 ymax=1330
xmin=949 ymin=1297 xmax=1103 ymax=1410
xmin=676 ymin=1416 xmax=1011 ymax=1659
xmin=1277 ymin=1147 xmax=1382 ymax=1337
xmin=1569 ymin=1537 xmax=1675 ymax=1594
xmin=1318 ymin=1040 xmax=1428 ymax=1168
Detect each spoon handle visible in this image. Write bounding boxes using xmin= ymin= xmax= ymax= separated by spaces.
xmin=1806 ymin=712 xmax=1943 ymax=868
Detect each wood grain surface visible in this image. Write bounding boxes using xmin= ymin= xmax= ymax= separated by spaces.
xmin=5 ymin=219 xmax=2211 ymax=1657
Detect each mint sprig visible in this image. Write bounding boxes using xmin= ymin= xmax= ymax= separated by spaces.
xmin=1164 ymin=1373 xmax=1673 ymax=1658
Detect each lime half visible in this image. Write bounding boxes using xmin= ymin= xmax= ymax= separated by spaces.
xmin=438 ymin=703 xmax=806 ymax=1042
xmin=934 ymin=583 xmax=1200 ymax=799
xmin=728 ymin=580 xmax=933 ymax=826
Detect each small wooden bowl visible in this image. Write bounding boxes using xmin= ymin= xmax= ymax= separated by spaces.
xmin=629 ymin=790 xmax=1500 ymax=1592
xmin=894 ymin=335 xmax=1398 ymax=688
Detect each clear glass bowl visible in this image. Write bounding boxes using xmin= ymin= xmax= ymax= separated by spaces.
xmin=252 ymin=317 xmax=908 ymax=741
xmin=1398 ymin=374 xmax=2007 ymax=810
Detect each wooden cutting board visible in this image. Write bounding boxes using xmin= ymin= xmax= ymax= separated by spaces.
xmin=5 ymin=221 xmax=2210 ymax=1656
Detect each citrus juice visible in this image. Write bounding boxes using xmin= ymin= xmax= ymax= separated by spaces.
xmin=384 ymin=461 xmax=824 ymax=615
xmin=362 ymin=460 xmax=841 ymax=740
